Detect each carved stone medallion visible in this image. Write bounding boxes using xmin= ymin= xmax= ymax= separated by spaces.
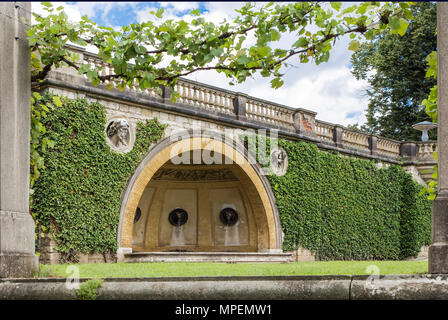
xmin=270 ymin=147 xmax=288 ymax=176
xmin=106 ymin=118 xmax=134 ymax=153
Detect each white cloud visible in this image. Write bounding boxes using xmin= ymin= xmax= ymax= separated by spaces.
xmin=250 ymin=67 xmax=369 ymax=126
xmin=159 ymin=2 xmax=199 ymax=13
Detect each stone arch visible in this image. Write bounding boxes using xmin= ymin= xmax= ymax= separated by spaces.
xmin=117 ymin=130 xmax=283 ymax=256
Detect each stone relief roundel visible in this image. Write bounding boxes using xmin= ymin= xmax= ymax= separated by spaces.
xmin=270 ymin=147 xmax=288 ymax=176
xmin=106 ymin=118 xmax=134 ymax=153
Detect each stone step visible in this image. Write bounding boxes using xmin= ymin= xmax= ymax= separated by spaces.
xmin=124 ymin=252 xmax=294 ymax=263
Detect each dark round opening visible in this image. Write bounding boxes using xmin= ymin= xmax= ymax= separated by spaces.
xmin=220 ymin=207 xmax=238 ymax=226
xmin=168 ymin=208 xmax=188 ymax=227
xmin=134 ymin=207 xmax=141 ymax=224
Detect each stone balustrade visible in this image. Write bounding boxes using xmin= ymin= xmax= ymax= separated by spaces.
xmin=175 ymin=79 xmax=235 ymax=116
xmin=315 ymin=121 xmax=334 ymax=143
xmin=377 ymin=137 xmax=401 ymax=159
xmin=50 ymin=45 xmax=438 ymax=166
xmin=417 ymin=141 xmax=438 ymax=160
xmin=342 ymin=128 xmax=371 ymax=153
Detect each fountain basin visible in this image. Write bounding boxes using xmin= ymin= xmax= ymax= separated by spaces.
xmin=124 ymin=252 xmax=294 ymax=263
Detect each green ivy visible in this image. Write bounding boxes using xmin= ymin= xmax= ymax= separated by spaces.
xmin=77 ymin=279 xmax=104 ymax=300
xmin=246 ymin=135 xmax=432 ymax=260
xmin=31 ymin=94 xmax=167 ymax=262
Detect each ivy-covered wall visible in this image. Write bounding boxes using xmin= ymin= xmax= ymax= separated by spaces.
xmin=32 ymin=95 xmax=432 ymax=262
xmin=265 ymin=139 xmax=432 ymax=260
xmin=32 ymin=94 xmax=167 ymax=261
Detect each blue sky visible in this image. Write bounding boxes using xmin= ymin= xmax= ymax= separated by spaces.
xmin=32 ymin=2 xmax=371 ymax=127
xmin=62 ymin=2 xmax=210 ymax=27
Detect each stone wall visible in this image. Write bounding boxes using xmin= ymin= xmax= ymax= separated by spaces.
xmin=39 ymin=234 xmax=116 ymax=264
xmin=288 ymin=247 xmax=316 ymax=262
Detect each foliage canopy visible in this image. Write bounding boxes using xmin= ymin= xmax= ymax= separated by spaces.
xmin=28 ymin=2 xmax=416 ymax=189
xmin=30 ymin=2 xmax=414 ymax=91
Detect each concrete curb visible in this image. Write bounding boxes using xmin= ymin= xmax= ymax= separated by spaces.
xmin=1 ymin=274 xmax=448 ymax=300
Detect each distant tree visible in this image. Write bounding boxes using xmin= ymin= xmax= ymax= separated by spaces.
xmin=350 ymin=2 xmax=436 ymax=141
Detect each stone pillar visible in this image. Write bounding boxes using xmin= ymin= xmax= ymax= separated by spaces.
xmin=368 ymin=135 xmax=378 ymax=156
xmin=160 ymin=85 xmax=172 ymax=101
xmin=0 ymin=2 xmax=38 ymax=277
xmin=429 ymin=2 xmax=448 ymax=274
xmin=293 ymin=110 xmax=316 ymax=137
xmin=333 ymin=125 xmax=344 ymax=148
xmin=400 ymin=142 xmax=418 ymax=162
xmin=233 ymin=93 xmax=247 ymax=120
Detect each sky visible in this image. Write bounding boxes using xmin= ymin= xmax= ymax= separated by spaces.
xmin=31 ymin=1 xmax=371 ymax=127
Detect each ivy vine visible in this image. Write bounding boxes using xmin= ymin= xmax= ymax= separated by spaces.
xmin=245 ymin=135 xmax=432 ymax=260
xmin=31 ymin=94 xmax=167 ymax=262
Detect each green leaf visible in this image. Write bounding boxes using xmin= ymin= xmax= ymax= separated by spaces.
xmin=86 ymin=70 xmax=98 ymax=81
xmin=330 ymin=2 xmax=342 ymax=11
xmin=293 ymin=37 xmax=308 ymax=48
xmin=270 ymin=30 xmax=281 ymax=42
xmin=155 ymin=8 xmax=164 ymax=19
xmin=348 ymin=40 xmax=360 ymax=52
xmin=190 ymin=9 xmax=200 ymax=16
xmin=78 ymin=64 xmax=91 ymax=74
xmin=33 ymin=92 xmax=42 ymax=100
xmin=342 ymin=5 xmax=356 ymax=14
xmin=52 ymin=96 xmax=62 ymax=107
xmin=47 ymin=140 xmax=56 ymax=148
xmin=135 ymin=46 xmax=147 ymax=54
xmin=271 ymin=77 xmax=284 ymax=89
xmin=236 ymin=55 xmax=250 ymax=65
xmin=388 ymin=16 xmax=401 ymax=34
xmin=257 ymin=46 xmax=271 ymax=57
xmin=397 ymin=18 xmax=409 ymax=36
xmin=432 ymin=170 xmax=438 ymax=180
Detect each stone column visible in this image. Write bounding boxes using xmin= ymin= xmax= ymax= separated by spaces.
xmin=333 ymin=125 xmax=344 ymax=148
xmin=368 ymin=135 xmax=378 ymax=156
xmin=0 ymin=2 xmax=38 ymax=277
xmin=400 ymin=142 xmax=418 ymax=162
xmin=293 ymin=110 xmax=316 ymax=137
xmin=160 ymin=85 xmax=172 ymax=102
xmin=233 ymin=93 xmax=247 ymax=120
xmin=429 ymin=2 xmax=448 ymax=274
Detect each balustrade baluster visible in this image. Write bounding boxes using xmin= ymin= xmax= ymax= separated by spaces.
xmin=192 ymin=87 xmax=198 ymax=107
xmin=208 ymin=90 xmax=214 ymax=112
xmin=186 ymin=84 xmax=193 ymax=105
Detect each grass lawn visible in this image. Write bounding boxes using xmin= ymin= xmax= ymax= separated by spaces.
xmin=37 ymin=260 xmax=428 ymax=278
